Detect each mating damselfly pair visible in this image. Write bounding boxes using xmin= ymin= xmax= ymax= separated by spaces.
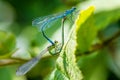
xmin=16 ymin=7 xmax=76 ymax=76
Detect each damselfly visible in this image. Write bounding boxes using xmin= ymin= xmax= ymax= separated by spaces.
xmin=16 ymin=7 xmax=76 ymax=76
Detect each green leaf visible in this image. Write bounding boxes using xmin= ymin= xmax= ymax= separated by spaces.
xmin=49 ymin=29 xmax=83 ymax=80
xmin=75 ymin=6 xmax=97 ymax=53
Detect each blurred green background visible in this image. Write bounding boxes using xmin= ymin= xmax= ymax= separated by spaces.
xmin=0 ymin=0 xmax=120 ymax=80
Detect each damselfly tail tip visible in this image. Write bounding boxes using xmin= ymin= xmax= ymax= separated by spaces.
xmin=16 ymin=71 xmax=23 ymax=76
xmin=16 ymin=68 xmax=26 ymax=76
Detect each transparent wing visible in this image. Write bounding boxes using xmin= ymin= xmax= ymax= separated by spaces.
xmin=32 ymin=15 xmax=54 ymax=26
xmin=32 ymin=13 xmax=64 ymax=31
xmin=16 ymin=48 xmax=48 ymax=76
